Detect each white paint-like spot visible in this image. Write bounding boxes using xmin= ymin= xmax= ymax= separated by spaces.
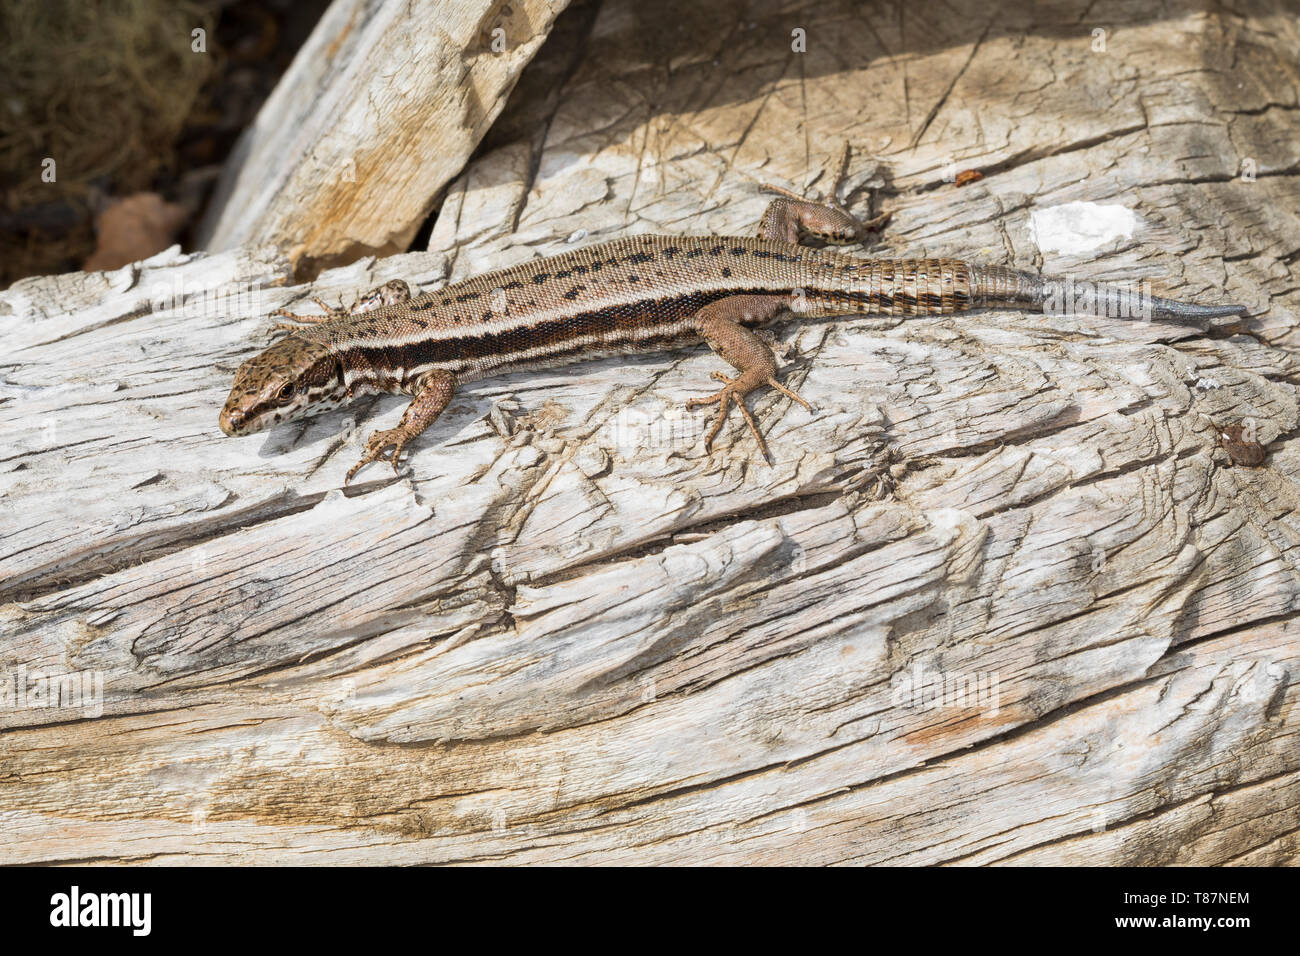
xmin=1029 ymin=201 xmax=1140 ymax=256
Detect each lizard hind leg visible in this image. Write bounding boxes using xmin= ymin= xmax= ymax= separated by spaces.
xmin=758 ymin=194 xmax=870 ymax=245
xmin=686 ymin=295 xmax=813 ymax=461
xmin=757 ymin=145 xmax=889 ymax=244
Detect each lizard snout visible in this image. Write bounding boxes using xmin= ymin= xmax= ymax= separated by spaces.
xmin=219 ymin=404 xmax=248 ymax=436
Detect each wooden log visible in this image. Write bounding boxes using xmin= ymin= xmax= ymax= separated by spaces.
xmin=2 ymin=0 xmax=1298 ymax=865
xmin=196 ymin=0 xmax=572 ymax=276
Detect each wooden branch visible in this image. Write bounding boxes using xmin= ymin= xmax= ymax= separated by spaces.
xmin=196 ymin=0 xmax=571 ymax=274
xmin=2 ymin=0 xmax=1299 ymax=865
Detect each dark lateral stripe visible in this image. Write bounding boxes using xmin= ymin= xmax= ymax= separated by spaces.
xmin=477 ymin=324 xmax=703 ymax=375
xmin=364 ymin=285 xmax=781 ymax=373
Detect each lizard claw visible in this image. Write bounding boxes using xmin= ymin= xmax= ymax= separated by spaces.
xmin=270 ymin=307 xmax=335 ymax=336
xmin=686 ymin=374 xmax=814 ymax=460
xmin=268 ymin=318 xmax=307 ymax=337
xmin=270 ymin=307 xmax=315 ymax=324
xmin=345 ymin=427 xmax=410 ymax=484
xmin=312 ymin=296 xmax=351 ymax=319
xmin=687 ymin=373 xmax=772 ymax=460
xmin=765 ymin=377 xmax=814 ymax=412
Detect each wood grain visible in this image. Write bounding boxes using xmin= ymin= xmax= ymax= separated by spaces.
xmin=197 ymin=0 xmax=571 ymax=275
xmin=2 ymin=0 xmax=1298 ymax=865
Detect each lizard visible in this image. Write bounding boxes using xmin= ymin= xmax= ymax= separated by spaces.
xmin=219 ymin=184 xmax=1247 ymax=484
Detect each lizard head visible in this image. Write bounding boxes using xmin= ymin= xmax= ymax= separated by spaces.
xmin=219 ymin=335 xmax=347 ymax=436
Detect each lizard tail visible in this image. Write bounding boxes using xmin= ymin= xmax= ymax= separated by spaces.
xmin=969 ymin=264 xmax=1247 ymax=321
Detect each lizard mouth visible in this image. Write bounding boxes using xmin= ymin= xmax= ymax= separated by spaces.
xmin=218 ymin=403 xmax=252 ymax=436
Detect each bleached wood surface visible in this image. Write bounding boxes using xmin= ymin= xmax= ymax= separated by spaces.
xmin=2 ymin=0 xmax=1299 ymax=865
xmin=197 ymin=0 xmax=571 ymax=274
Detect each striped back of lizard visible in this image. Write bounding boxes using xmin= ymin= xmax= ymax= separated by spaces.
xmin=295 ymin=235 xmax=1236 ymax=391
xmin=221 ymin=213 xmax=1245 ymax=483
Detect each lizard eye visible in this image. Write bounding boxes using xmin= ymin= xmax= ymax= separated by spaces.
xmin=276 ymin=382 xmax=296 ymax=404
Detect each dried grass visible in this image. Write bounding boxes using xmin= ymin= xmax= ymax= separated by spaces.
xmin=0 ymin=0 xmax=215 ymax=282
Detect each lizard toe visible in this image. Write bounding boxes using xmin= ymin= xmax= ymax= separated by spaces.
xmin=345 ymin=428 xmax=407 ymax=484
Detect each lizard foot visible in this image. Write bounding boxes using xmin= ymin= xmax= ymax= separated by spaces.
xmin=312 ymin=296 xmax=352 ymax=318
xmin=269 ymin=304 xmax=342 ymax=337
xmin=269 ymin=296 xmax=352 ymax=334
xmin=688 ymin=372 xmax=763 ymax=456
xmin=269 ymin=317 xmax=316 ymax=337
xmin=345 ymin=427 xmax=411 ymax=484
xmin=687 ymin=372 xmax=814 ymax=459
xmin=757 ymin=143 xmax=890 ymax=243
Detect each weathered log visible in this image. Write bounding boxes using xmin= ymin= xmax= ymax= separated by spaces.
xmin=2 ymin=0 xmax=1298 ymax=865
xmin=197 ymin=0 xmax=571 ymax=276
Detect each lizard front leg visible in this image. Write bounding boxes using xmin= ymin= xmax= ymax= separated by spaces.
xmin=345 ymin=368 xmax=455 ymax=484
xmin=272 ymin=280 xmax=412 ymax=333
xmin=687 ymin=296 xmax=813 ymax=460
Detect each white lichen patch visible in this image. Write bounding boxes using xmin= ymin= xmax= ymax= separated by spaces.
xmin=1029 ymin=202 xmax=1140 ymax=255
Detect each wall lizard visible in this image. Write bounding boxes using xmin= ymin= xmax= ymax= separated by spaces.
xmin=219 ymin=189 xmax=1246 ymax=482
